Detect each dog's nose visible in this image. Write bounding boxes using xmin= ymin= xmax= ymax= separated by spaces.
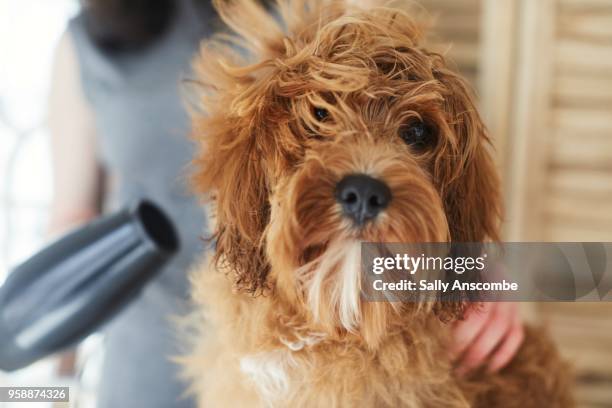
xmin=335 ymin=174 xmax=391 ymax=225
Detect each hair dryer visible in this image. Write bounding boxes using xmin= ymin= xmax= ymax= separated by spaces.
xmin=0 ymin=200 xmax=179 ymax=371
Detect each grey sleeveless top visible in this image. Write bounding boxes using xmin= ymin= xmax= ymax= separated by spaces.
xmin=69 ymin=1 xmax=214 ymax=406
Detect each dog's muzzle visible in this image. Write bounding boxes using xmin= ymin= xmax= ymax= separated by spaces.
xmin=335 ymin=174 xmax=391 ymax=226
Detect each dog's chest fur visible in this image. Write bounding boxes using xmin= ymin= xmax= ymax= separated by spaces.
xmin=188 ymin=263 xmax=470 ymax=408
xmin=236 ymin=338 xmax=462 ymax=407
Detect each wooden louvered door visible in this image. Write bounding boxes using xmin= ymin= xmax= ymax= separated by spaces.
xmin=426 ymin=0 xmax=612 ymax=406
xmin=482 ymin=1 xmax=612 ymax=406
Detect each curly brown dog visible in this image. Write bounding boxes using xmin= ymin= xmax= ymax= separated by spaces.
xmin=183 ymin=0 xmax=574 ymax=406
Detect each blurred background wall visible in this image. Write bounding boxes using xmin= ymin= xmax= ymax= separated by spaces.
xmin=0 ymin=0 xmax=76 ymax=276
xmin=0 ymin=0 xmax=610 ymax=407
xmin=425 ymin=0 xmax=612 ymax=406
xmin=0 ymin=1 xmax=99 ymax=407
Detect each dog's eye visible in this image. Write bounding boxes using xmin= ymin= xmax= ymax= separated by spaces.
xmin=313 ymin=107 xmax=329 ymax=121
xmin=399 ymin=121 xmax=434 ymax=150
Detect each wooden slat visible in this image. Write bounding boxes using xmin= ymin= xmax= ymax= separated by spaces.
xmin=554 ymin=73 xmax=612 ymax=107
xmin=558 ymin=12 xmax=612 ymax=42
xmin=422 ymin=0 xmax=481 ymax=13
xmin=558 ymin=0 xmax=612 ymax=13
xmin=544 ymin=220 xmax=612 ymax=241
xmin=550 ymin=132 xmax=612 ymax=169
xmin=552 ymin=108 xmax=612 ymax=134
xmin=547 ymin=193 xmax=612 ymax=224
xmin=549 ymin=169 xmax=612 ymax=196
xmin=556 ymin=39 xmax=612 ymax=76
xmin=546 ymin=320 xmax=612 ymax=339
xmin=539 ymin=302 xmax=612 ymax=317
xmin=431 ymin=14 xmax=480 ymax=38
xmin=552 ymin=333 xmax=612 ymax=366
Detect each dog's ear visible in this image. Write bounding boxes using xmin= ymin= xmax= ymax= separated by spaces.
xmin=428 ymin=66 xmax=501 ymax=321
xmin=189 ymin=43 xmax=279 ymax=294
xmin=433 ymin=66 xmax=502 ymax=243
xmin=191 ymin=111 xmax=272 ymax=294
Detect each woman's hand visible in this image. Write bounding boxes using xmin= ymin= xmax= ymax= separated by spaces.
xmin=451 ymin=302 xmax=524 ymax=375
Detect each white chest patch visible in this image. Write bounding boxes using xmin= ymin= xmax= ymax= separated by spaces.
xmin=240 ymin=349 xmax=297 ymax=403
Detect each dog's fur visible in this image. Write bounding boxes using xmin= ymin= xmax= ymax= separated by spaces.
xmin=183 ymin=1 xmax=574 ymax=406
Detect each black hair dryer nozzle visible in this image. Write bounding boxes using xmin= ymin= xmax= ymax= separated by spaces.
xmin=0 ymin=200 xmax=179 ymax=371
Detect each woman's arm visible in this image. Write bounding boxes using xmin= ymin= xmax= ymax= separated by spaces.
xmin=47 ymin=30 xmax=102 ymax=236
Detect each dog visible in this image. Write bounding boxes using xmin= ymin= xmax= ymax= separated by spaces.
xmin=183 ymin=0 xmax=574 ymax=406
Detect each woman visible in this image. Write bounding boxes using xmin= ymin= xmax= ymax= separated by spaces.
xmin=47 ymin=0 xmax=523 ymax=406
